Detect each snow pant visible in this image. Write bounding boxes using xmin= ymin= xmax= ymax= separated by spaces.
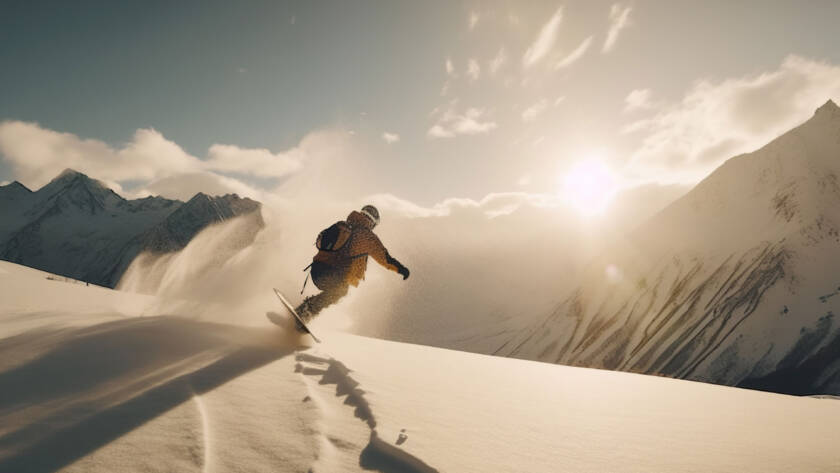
xmin=297 ymin=261 xmax=350 ymax=320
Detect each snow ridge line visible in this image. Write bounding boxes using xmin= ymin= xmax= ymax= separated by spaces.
xmin=295 ymin=353 xmax=441 ymax=473
xmin=190 ymin=391 xmax=213 ymax=473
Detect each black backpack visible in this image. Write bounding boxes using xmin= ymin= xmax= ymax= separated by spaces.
xmin=315 ymin=221 xmax=352 ymax=252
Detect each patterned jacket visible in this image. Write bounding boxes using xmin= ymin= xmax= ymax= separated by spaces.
xmin=312 ymin=211 xmax=403 ymax=286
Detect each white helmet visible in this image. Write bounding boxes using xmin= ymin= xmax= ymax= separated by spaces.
xmin=360 ymin=205 xmax=380 ymax=227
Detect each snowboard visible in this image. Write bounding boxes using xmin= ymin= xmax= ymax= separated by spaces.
xmin=270 ymin=287 xmax=321 ymax=343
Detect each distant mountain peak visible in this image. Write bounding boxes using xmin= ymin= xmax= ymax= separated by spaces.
xmin=0 ymin=168 xmax=263 ymax=288
xmin=44 ymin=168 xmax=114 ymax=194
xmin=1 ymin=181 xmax=31 ymax=192
xmin=814 ymin=98 xmax=839 ymax=118
xmin=58 ymin=168 xmax=82 ymax=178
xmin=47 ymin=168 xmax=90 ymax=187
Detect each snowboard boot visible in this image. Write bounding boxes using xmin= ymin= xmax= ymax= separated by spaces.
xmin=294 ymin=298 xmax=315 ymax=332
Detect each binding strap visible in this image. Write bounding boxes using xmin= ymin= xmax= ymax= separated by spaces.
xmin=300 ymin=263 xmax=313 ymax=294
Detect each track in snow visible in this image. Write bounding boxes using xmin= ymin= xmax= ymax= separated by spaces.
xmin=295 ymin=352 xmax=440 ymax=473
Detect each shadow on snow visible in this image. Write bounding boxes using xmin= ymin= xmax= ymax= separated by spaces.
xmin=0 ymin=315 xmax=296 ymax=472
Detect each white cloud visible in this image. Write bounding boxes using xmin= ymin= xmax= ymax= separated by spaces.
xmin=0 ymin=121 xmax=312 ymax=196
xmin=427 ymin=125 xmax=455 ymax=139
xmin=0 ymin=122 xmax=200 ymax=188
xmin=442 ymin=58 xmax=456 ymax=95
xmin=523 ymin=7 xmax=563 ymax=67
xmin=205 ymin=144 xmax=302 ymax=179
xmin=0 ymin=180 xmax=10 ymax=186
xmin=138 ymin=172 xmax=263 ymax=201
xmin=445 ymin=58 xmax=456 ymax=76
xmin=382 ymin=132 xmax=400 ymax=144
xmin=522 ymin=99 xmax=549 ymax=122
xmin=603 ymin=4 xmax=632 ymax=53
xmin=554 ymin=95 xmax=567 ymax=106
xmin=366 ymin=193 xmax=449 ymax=218
xmin=467 ymin=58 xmax=481 ymax=81
xmin=625 ymin=55 xmax=840 ymax=182
xmin=428 ymin=105 xmax=498 ymax=139
xmin=489 ymin=48 xmax=507 ymax=75
xmin=624 ymin=88 xmax=653 ymax=112
xmin=468 ymin=11 xmax=479 ymax=31
xmin=369 ymin=191 xmax=561 ymax=219
xmin=267 ymin=130 xmax=385 ymax=204
xmin=555 ymin=36 xmax=593 ymax=69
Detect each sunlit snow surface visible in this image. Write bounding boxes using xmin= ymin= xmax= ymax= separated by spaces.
xmin=0 ymin=260 xmax=838 ymax=472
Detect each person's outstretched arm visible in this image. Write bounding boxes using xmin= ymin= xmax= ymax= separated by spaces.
xmin=358 ymin=231 xmax=410 ymax=279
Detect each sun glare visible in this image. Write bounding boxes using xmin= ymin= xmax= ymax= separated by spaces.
xmin=561 ymin=159 xmax=618 ymax=217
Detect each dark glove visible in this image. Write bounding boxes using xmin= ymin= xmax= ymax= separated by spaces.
xmin=397 ymin=264 xmax=410 ymax=280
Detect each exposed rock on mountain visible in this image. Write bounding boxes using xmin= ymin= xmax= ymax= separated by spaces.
xmin=0 ymin=169 xmax=263 ymax=287
xmin=497 ymin=100 xmax=840 ymax=395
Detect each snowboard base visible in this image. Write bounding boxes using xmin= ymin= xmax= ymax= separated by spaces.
xmin=270 ymin=288 xmax=321 ymax=343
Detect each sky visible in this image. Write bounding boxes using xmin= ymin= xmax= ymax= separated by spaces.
xmin=4 ymin=0 xmax=840 ymax=341
xmin=3 ymin=0 xmax=840 ymax=210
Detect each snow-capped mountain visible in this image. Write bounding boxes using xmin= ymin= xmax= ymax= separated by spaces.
xmin=497 ymin=100 xmax=840 ymax=396
xmin=0 ymin=169 xmax=263 ymax=287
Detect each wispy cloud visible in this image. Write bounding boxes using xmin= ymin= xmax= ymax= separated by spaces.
xmin=467 ymin=58 xmax=481 ymax=81
xmin=427 ymin=125 xmax=455 ymax=139
xmin=205 ymin=144 xmax=302 ymax=178
xmin=428 ymin=105 xmax=498 ymax=139
xmin=382 ymin=132 xmax=400 ymax=144
xmin=555 ymin=36 xmax=593 ymax=69
xmin=489 ymin=48 xmax=507 ymax=75
xmin=523 ymin=7 xmax=563 ymax=67
xmin=522 ymin=99 xmax=549 ymax=122
xmin=625 ymin=55 xmax=840 ymax=182
xmin=441 ymin=58 xmax=457 ymax=96
xmin=445 ymin=58 xmax=456 ymax=76
xmin=139 ymin=172 xmax=261 ymax=201
xmin=468 ymin=11 xmax=479 ymax=31
xmin=0 ymin=123 xmax=198 ymax=188
xmin=603 ymin=4 xmax=632 ymax=53
xmin=369 ymin=191 xmax=561 ymax=219
xmin=0 ymin=121 xmax=311 ymax=197
xmin=624 ymin=88 xmax=653 ymax=112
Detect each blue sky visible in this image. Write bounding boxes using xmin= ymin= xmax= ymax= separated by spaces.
xmin=3 ymin=0 xmax=840 ymax=210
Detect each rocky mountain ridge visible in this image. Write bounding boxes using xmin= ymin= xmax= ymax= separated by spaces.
xmin=0 ymin=169 xmax=263 ymax=287
xmin=496 ymin=100 xmax=840 ymax=395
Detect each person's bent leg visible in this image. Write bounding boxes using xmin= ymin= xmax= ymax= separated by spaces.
xmin=297 ymin=284 xmax=349 ymax=321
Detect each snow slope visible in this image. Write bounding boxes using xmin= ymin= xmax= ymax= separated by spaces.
xmin=498 ymin=100 xmax=840 ymax=395
xmin=1 ymin=260 xmax=838 ymax=472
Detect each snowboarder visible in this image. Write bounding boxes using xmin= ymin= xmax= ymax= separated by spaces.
xmin=295 ymin=205 xmax=410 ymax=324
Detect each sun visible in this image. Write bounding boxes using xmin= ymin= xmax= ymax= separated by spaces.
xmin=561 ymin=159 xmax=618 ymax=217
